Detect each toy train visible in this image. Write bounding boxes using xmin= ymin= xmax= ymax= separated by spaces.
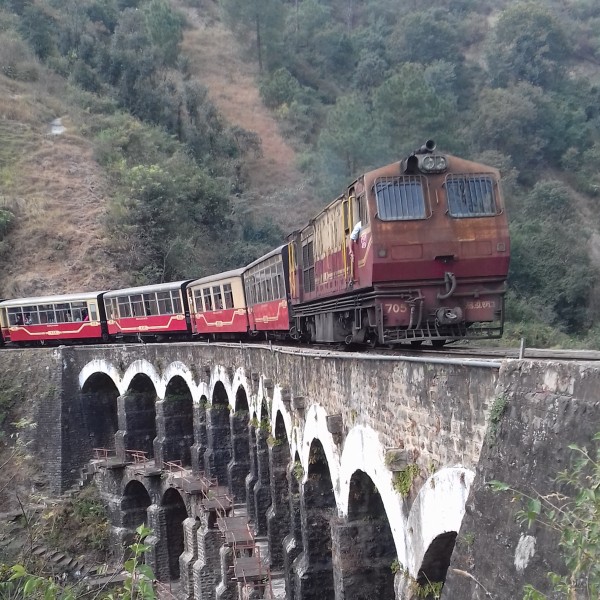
xmin=0 ymin=141 xmax=510 ymax=348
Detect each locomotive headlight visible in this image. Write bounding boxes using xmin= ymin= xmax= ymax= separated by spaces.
xmin=418 ymin=154 xmax=448 ymax=173
xmin=422 ymin=155 xmax=435 ymax=171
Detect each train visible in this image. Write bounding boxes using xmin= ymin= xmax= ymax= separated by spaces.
xmin=0 ymin=141 xmax=510 ymax=349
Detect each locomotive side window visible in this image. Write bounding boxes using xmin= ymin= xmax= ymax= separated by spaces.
xmin=302 ymin=241 xmax=315 ymax=293
xmin=374 ymin=176 xmax=427 ymax=220
xmin=358 ymin=194 xmax=369 ymax=226
xmin=446 ymin=175 xmax=497 ymax=217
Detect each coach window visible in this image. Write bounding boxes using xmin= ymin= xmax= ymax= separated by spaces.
xmin=212 ymin=286 xmax=223 ymax=310
xmin=143 ymin=293 xmax=158 ymax=316
xmin=202 ymin=288 xmax=213 ymax=311
xmin=130 ymin=294 xmax=144 ymax=317
xmin=24 ymin=306 xmax=39 ymax=324
xmin=72 ymin=301 xmax=87 ymax=321
xmin=245 ymin=277 xmax=255 ymax=306
xmin=193 ymin=289 xmax=203 ymax=313
xmin=109 ymin=299 xmax=118 ymax=320
xmin=118 ymin=296 xmax=131 ymax=318
xmin=171 ymin=291 xmax=182 ymax=313
xmin=223 ymin=284 xmax=234 ymax=309
xmin=89 ymin=303 xmax=98 ymax=321
xmin=39 ymin=304 xmax=54 ymax=324
xmin=157 ymin=292 xmax=172 ymax=315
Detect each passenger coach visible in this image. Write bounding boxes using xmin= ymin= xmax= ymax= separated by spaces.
xmin=0 ymin=292 xmax=107 ymax=345
xmin=102 ymin=281 xmax=192 ymax=340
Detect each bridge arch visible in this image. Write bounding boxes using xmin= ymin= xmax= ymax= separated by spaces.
xmin=405 ymin=467 xmax=474 ymax=577
xmin=300 ymin=404 xmax=341 ymax=502
xmin=161 ymin=487 xmax=188 ymax=581
xmin=121 ymin=479 xmax=151 ymax=532
xmin=79 ymin=359 xmax=121 ymax=393
xmin=228 ymin=384 xmax=251 ymax=498
xmin=204 ymin=380 xmax=231 ymax=483
xmin=81 ymin=372 xmax=119 ymax=452
xmin=121 ymin=359 xmax=162 ymax=397
xmin=154 ymin=375 xmax=194 ymax=467
xmin=118 ymin=373 xmax=157 ymax=459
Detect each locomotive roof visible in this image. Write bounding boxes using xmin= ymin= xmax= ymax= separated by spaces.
xmin=188 ymin=268 xmax=246 ymax=287
xmin=0 ymin=291 xmax=105 ymax=307
xmin=103 ymin=281 xmax=193 ymax=298
xmin=244 ymin=245 xmax=287 ymax=270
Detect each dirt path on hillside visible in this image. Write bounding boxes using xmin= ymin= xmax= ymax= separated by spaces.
xmin=176 ymin=0 xmax=319 ymax=230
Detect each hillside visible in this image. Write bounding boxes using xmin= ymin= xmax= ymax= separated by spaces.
xmin=0 ymin=0 xmax=308 ymax=297
xmin=0 ymin=67 xmax=124 ymax=297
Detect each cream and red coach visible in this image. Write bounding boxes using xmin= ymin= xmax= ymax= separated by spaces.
xmin=103 ymin=281 xmax=192 ymax=340
xmin=0 ymin=292 xmax=107 ymax=345
xmin=187 ymin=268 xmax=249 ymax=337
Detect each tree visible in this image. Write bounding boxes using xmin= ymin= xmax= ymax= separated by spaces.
xmin=316 ymin=93 xmax=378 ymax=196
xmin=220 ymin=0 xmax=284 ymax=72
xmin=372 ymin=63 xmax=459 ymax=159
xmin=142 ymin=0 xmax=183 ymax=67
xmin=486 ymin=2 xmax=569 ymax=89
xmin=508 ymin=181 xmax=597 ymax=333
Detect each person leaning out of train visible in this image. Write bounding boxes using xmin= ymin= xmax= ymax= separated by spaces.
xmin=348 ymin=220 xmax=362 ymax=258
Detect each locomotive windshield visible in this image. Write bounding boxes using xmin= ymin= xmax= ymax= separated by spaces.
xmin=374 ymin=176 xmax=427 ymax=221
xmin=446 ymin=175 xmax=497 ymax=217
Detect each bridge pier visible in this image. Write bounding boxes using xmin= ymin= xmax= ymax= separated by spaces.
xmin=146 ymin=503 xmax=170 ymax=582
xmin=215 ymin=545 xmax=235 ymax=600
xmin=228 ymin=411 xmax=251 ymax=500
xmin=245 ymin=422 xmax=258 ymax=525
xmin=266 ymin=442 xmax=290 ymax=569
xmin=283 ymin=459 xmax=303 ymax=600
xmin=192 ymin=510 xmax=222 ymax=600
xmin=116 ymin=389 xmax=157 ymax=460
xmin=179 ymin=517 xmax=200 ymax=600
xmin=253 ymin=427 xmax=271 ymax=536
xmin=191 ymin=401 xmax=208 ymax=475
xmin=204 ymin=405 xmax=231 ymax=483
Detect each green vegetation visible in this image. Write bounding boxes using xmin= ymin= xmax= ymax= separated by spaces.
xmin=393 ymin=463 xmax=420 ymax=498
xmin=490 ymin=432 xmax=600 ymax=599
xmin=488 ymin=395 xmax=508 ymax=445
xmin=0 ymin=524 xmax=155 ymax=600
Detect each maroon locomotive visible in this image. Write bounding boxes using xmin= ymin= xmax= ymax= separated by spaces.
xmin=287 ymin=141 xmax=509 ymax=346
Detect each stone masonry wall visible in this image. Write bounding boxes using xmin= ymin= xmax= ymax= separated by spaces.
xmin=443 ymin=359 xmax=600 ymax=599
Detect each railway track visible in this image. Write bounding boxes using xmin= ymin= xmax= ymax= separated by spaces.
xmin=3 ymin=340 xmax=600 ymax=363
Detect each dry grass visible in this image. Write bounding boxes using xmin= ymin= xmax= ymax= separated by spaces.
xmin=175 ymin=0 xmax=322 ymax=231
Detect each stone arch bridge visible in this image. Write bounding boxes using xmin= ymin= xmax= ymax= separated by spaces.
xmin=39 ymin=342 xmax=502 ymax=600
